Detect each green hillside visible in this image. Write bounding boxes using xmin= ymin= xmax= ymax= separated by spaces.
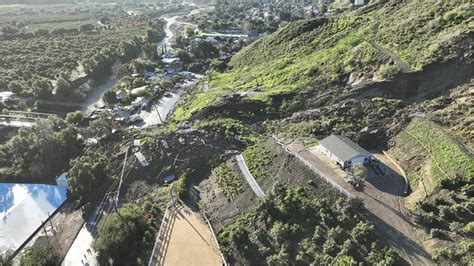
xmin=173 ymin=0 xmax=472 ymax=121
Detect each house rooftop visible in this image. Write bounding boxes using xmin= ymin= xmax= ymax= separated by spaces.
xmin=319 ymin=134 xmax=371 ymax=162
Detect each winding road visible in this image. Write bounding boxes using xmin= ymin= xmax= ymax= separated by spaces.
xmin=235 ymin=154 xmax=265 ymax=198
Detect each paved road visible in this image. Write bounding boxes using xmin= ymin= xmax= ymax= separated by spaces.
xmin=235 ymin=154 xmax=265 ymax=198
xmin=62 ymin=225 xmax=98 ymax=266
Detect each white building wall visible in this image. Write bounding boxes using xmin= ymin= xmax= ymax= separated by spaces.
xmin=350 ymin=155 xmax=370 ymax=166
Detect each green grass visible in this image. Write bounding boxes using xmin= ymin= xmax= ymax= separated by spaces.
xmin=304 ymin=140 xmax=319 ymax=148
xmin=175 ymin=1 xmax=470 ymax=121
xmin=408 ymin=173 xmax=421 ymax=189
xmin=404 ymin=118 xmax=474 ymax=184
xmin=242 ymin=143 xmax=274 ymax=182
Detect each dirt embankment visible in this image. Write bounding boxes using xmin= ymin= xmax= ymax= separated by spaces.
xmin=355 ymin=60 xmax=473 ymax=101
xmin=196 ymin=138 xmax=339 ymax=230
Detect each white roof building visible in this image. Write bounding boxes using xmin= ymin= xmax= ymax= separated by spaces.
xmin=320 ymin=134 xmax=372 ymax=169
xmin=0 ymin=91 xmax=15 ymax=103
xmin=56 ymin=172 xmax=68 ymax=188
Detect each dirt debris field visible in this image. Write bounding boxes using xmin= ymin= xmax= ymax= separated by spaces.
xmin=196 ymin=158 xmax=259 ymax=230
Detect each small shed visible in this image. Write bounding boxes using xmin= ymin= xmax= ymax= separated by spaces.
xmin=56 ymin=173 xmax=68 ymax=188
xmin=319 ymin=134 xmax=372 ymax=169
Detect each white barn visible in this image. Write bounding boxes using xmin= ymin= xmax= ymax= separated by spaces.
xmin=320 ymin=134 xmax=372 ymax=169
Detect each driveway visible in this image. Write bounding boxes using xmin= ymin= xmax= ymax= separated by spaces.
xmin=287 ymin=139 xmax=433 ymax=265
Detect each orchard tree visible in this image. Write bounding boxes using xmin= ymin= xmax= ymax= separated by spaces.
xmin=352 ymin=221 xmax=375 ymax=246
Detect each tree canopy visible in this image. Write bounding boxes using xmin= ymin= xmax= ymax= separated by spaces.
xmin=95 ymin=203 xmax=152 ymax=264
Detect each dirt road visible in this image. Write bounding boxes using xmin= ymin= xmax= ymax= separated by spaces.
xmin=288 ymin=140 xmax=433 ymax=265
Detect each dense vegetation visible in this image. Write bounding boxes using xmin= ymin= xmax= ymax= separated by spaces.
xmin=390 ymin=118 xmax=474 ymax=264
xmin=95 ymin=201 xmax=161 ymax=264
xmin=218 ymin=185 xmax=400 ymax=264
xmin=20 ymin=247 xmax=58 ymax=265
xmin=0 ymin=116 xmax=83 ymax=182
xmin=0 ymin=4 xmax=165 ymax=106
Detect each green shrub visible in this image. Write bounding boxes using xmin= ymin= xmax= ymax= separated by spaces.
xmin=443 ymin=10 xmax=470 ymax=23
xmin=95 ymin=203 xmax=151 ymax=263
xmin=352 ymin=221 xmax=375 ymax=245
xmin=430 ymin=228 xmax=445 ymax=239
xmin=377 ymin=63 xmax=400 ymax=80
xmin=174 ymin=173 xmax=188 ymax=200
xmin=21 ymin=247 xmax=57 ymax=265
xmin=461 ymin=221 xmax=474 ymax=236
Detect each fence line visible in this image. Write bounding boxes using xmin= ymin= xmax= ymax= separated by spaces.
xmin=269 ymin=134 xmax=352 ymax=198
xmin=148 ymin=203 xmax=171 ymax=266
xmin=202 ymin=212 xmax=228 ymax=266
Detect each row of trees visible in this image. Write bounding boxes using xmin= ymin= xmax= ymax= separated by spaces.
xmin=0 ymin=6 xmax=165 ymax=105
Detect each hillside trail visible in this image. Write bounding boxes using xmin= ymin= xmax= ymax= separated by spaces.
xmin=369 ymin=20 xmax=413 ymax=73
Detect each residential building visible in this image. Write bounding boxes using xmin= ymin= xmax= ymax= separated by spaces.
xmin=320 ymin=134 xmax=372 ymax=169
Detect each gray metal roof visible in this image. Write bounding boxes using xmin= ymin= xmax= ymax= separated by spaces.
xmin=319 ymin=134 xmax=371 ymax=162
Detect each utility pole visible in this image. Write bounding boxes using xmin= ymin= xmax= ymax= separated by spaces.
xmin=115 ymin=147 xmax=129 ymax=214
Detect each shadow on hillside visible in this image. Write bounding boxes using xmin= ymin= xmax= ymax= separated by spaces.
xmin=365 ymin=211 xmax=432 ymax=265
xmin=366 ymin=161 xmax=406 ymax=197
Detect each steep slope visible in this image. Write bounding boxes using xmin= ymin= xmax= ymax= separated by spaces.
xmin=172 ymin=0 xmax=472 ymax=123
xmin=388 ymin=117 xmax=473 ymax=264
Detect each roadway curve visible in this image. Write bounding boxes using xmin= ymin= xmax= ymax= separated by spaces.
xmin=235 ymin=154 xmax=265 ymax=198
